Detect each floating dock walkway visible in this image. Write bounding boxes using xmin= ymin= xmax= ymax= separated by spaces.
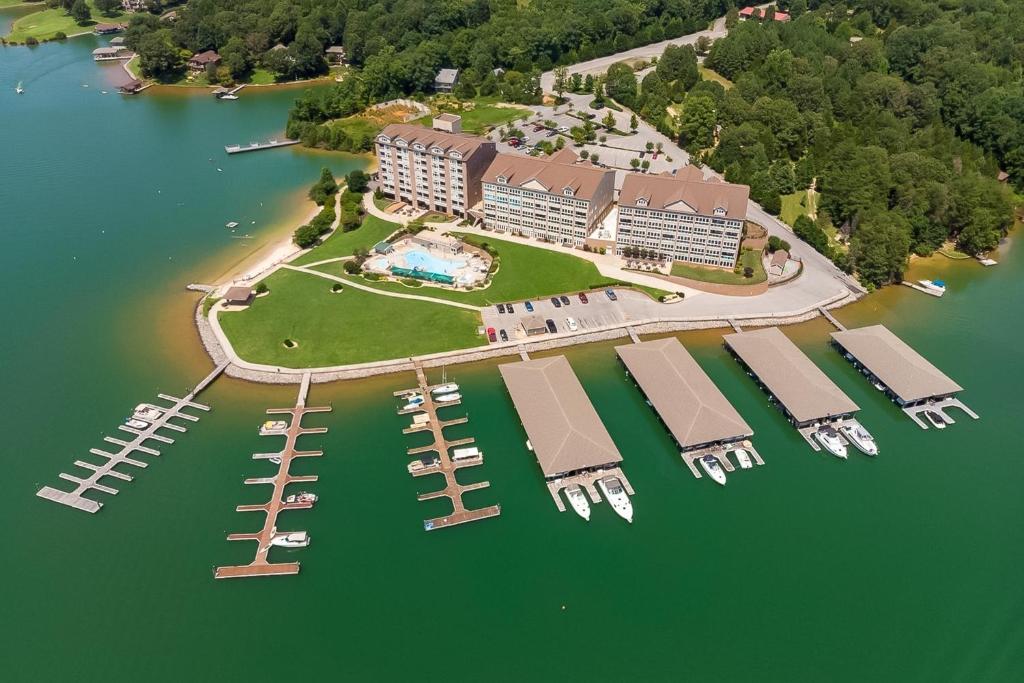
xmin=616 ymin=337 xmax=765 ymax=481
xmin=36 ymin=363 xmax=227 ymax=513
xmin=215 ymin=373 xmax=331 ymax=579
xmin=830 ymin=324 xmax=978 ymax=429
xmin=394 ymin=364 xmax=500 ymax=531
xmin=224 ymin=139 xmax=300 ymax=154
xmin=724 ymin=327 xmax=864 ymax=452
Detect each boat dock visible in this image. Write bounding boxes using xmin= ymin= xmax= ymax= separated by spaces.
xmin=499 ymin=355 xmax=634 ymax=512
xmin=394 ymin=365 xmax=500 ymax=531
xmin=830 ymin=324 xmax=978 ymax=429
xmin=215 ymin=373 xmax=331 ymax=579
xmin=724 ymin=328 xmax=862 ymax=452
xmin=903 ymin=281 xmax=943 ymax=297
xmin=616 ymin=337 xmax=764 ymax=480
xmin=224 ymin=139 xmax=300 ymax=154
xmin=36 ymin=363 xmax=227 ymax=513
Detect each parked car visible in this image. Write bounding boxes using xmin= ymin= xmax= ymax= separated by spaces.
xmin=559 ymin=295 xmax=570 ymax=306
xmin=499 ymin=329 xmax=509 ymax=342
xmin=545 ymin=319 xmax=557 ymax=333
xmin=566 ymin=317 xmax=579 ymax=332
xmin=487 ymin=327 xmax=497 ymax=342
xmin=506 ymin=303 xmax=515 ymax=313
xmin=605 ymin=288 xmax=618 ymax=301
xmin=533 ymin=125 xmax=544 ymax=132
xmin=524 ymin=301 xmax=534 ymax=312
xmin=556 ymin=126 xmax=569 ymax=133
xmin=497 ymin=303 xmax=506 ymax=314
xmin=546 ymin=131 xmax=556 ymax=137
xmin=550 ymin=297 xmax=561 ymax=308
xmin=578 ymin=292 xmax=589 ymax=304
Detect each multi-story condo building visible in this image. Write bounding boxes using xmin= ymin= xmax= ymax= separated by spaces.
xmin=375 ymin=122 xmax=496 ymax=217
xmin=481 ymin=150 xmax=615 ymax=247
xmin=615 ymin=168 xmax=750 ymax=268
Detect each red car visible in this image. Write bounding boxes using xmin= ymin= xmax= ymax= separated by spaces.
xmin=578 ymin=292 xmax=589 ymax=304
xmin=487 ymin=327 xmax=497 ymax=342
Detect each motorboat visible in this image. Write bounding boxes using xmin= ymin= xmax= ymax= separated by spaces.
xmin=734 ymin=448 xmax=753 ymax=470
xmin=268 ymin=456 xmax=282 ymax=465
xmin=133 ymin=404 xmax=163 ymax=421
xmin=259 ymin=420 xmax=288 ymax=434
xmin=270 ymin=531 xmax=309 ymax=548
xmin=408 ymin=456 xmax=439 ymax=474
xmin=923 ymin=409 xmax=947 ymax=429
xmin=814 ymin=426 xmax=848 ymax=458
xmin=125 ymin=419 xmax=150 ymax=430
xmin=435 ymin=392 xmax=461 ymax=403
xmin=284 ymin=492 xmax=318 ymax=504
xmin=451 ymin=446 xmax=481 ymax=461
xmin=403 ymin=394 xmax=424 ymax=406
xmin=840 ymin=423 xmax=878 ymax=456
xmin=919 ymin=279 xmax=946 ymax=294
xmin=218 ymin=93 xmax=238 ymax=100
xmin=565 ymin=485 xmax=591 ymax=521
xmin=16 ymin=81 xmax=24 ymax=94
xmin=597 ymin=476 xmax=633 ymax=523
xmin=431 ymin=383 xmax=459 ymax=395
xmin=699 ymin=455 xmax=727 ymax=485
xmin=525 ymin=440 xmax=533 ymax=451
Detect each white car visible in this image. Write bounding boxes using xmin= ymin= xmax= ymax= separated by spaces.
xmin=556 ymin=126 xmax=570 ymax=133
xmin=566 ymin=317 xmax=578 ymax=332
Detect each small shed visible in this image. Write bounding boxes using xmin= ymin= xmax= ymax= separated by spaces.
xmin=373 ymin=241 xmax=394 ymax=255
xmin=223 ymin=286 xmax=255 ymax=306
xmin=522 ymin=315 xmax=549 ymax=337
xmin=325 ymin=45 xmax=347 ymax=64
xmin=769 ymin=249 xmax=789 ymax=276
xmin=434 ymin=68 xmax=459 ymax=93
xmin=118 ymin=79 xmax=144 ymax=94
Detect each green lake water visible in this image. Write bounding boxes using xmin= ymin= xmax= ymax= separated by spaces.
xmin=2 ymin=30 xmax=1022 ymax=682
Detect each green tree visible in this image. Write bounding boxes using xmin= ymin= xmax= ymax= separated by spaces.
xmin=676 ymin=95 xmax=717 ymax=151
xmin=629 ymin=113 xmax=638 ymax=130
xmin=553 ymin=66 xmax=568 ymax=100
xmin=346 ymin=169 xmax=370 ymax=193
xmin=136 ymin=30 xmax=185 ymax=81
xmin=602 ymin=111 xmax=616 ymax=129
xmin=657 ymin=44 xmax=699 ymax=91
xmin=604 ymin=62 xmax=638 ymax=107
xmin=94 ymin=0 xmax=120 ymax=16
xmin=850 ymin=210 xmax=911 ymax=286
xmin=219 ymin=37 xmax=251 ymax=81
xmin=70 ymin=0 xmax=90 ymax=25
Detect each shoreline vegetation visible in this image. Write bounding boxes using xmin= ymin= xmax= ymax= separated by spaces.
xmin=3 ymin=0 xmax=127 ymax=45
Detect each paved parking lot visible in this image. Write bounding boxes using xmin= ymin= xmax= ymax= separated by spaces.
xmin=480 ymin=287 xmax=664 ymax=343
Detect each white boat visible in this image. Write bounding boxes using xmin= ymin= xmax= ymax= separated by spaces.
xmin=873 ymin=381 xmax=886 ymax=391
xmin=431 ymin=382 xmax=459 ymax=395
xmin=565 ymin=485 xmax=591 ymax=521
xmin=404 ymin=393 xmax=424 ymax=405
xmin=125 ymin=418 xmax=150 ymax=430
xmin=225 ymin=221 xmax=239 ymax=229
xmin=270 ymin=531 xmax=309 ymax=548
xmin=597 ymin=476 xmax=633 ymax=523
xmin=451 ymin=446 xmax=481 ymax=460
xmin=840 ymin=423 xmax=878 ymax=456
xmin=259 ymin=420 xmax=288 ymax=434
xmin=699 ymin=455 xmax=727 ymax=485
xmin=814 ymin=427 xmax=848 ymax=458
xmin=525 ymin=439 xmax=533 ymax=451
xmin=284 ymin=492 xmax=317 ymax=504
xmin=268 ymin=456 xmax=282 ymax=465
xmin=923 ymin=409 xmax=947 ymax=429
xmin=408 ymin=456 xmax=439 ymax=473
xmin=734 ymin=448 xmax=753 ymax=469
xmin=16 ymin=81 xmax=24 ymax=94
xmin=218 ymin=93 xmax=238 ymax=100
xmin=918 ymin=279 xmax=946 ymax=295
xmin=435 ymin=392 xmax=461 ymax=403
xmin=133 ymin=404 xmax=163 ymax=421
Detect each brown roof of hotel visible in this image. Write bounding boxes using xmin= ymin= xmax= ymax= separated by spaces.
xmin=498 ymin=356 xmax=622 ymax=477
xmin=378 ymin=123 xmax=491 ymax=159
xmin=619 ymin=172 xmax=749 ymax=219
xmin=830 ymin=324 xmax=962 ymax=402
xmin=616 ymin=338 xmax=752 ymax=448
xmin=724 ymin=327 xmax=859 ymax=423
xmin=482 ymin=153 xmax=612 ymax=201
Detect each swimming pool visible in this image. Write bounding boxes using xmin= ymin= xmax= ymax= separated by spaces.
xmin=402 ymin=250 xmax=467 ymax=276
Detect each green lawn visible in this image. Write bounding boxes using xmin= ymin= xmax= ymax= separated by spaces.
xmin=248 ymin=68 xmax=276 ymax=85
xmin=6 ymin=1 xmax=127 ymax=42
xmin=670 ymin=249 xmax=766 ymax=285
xmin=699 ymin=66 xmax=734 ymax=90
xmin=291 ymin=214 xmax=403 ymax=266
xmin=312 ymin=233 xmax=629 ymax=305
xmin=780 ymin=190 xmax=817 ymax=226
xmin=218 ymin=269 xmax=485 ymax=368
xmin=328 ymin=115 xmax=383 ymax=141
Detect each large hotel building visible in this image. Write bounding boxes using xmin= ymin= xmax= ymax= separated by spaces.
xmin=480 ymin=149 xmax=614 ymax=247
xmin=375 ymin=120 xmax=496 ymax=217
xmin=615 ymin=167 xmax=749 ymax=268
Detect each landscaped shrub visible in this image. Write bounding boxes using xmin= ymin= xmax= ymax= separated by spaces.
xmin=293 ymin=224 xmax=320 ymax=248
xmin=342 ymin=260 xmax=361 ymax=274
xmin=399 ymin=278 xmax=422 ymax=287
xmin=346 ymin=169 xmax=370 ymax=193
xmin=255 ymin=282 xmax=269 ymax=294
xmin=308 ymin=167 xmax=338 ymax=206
xmin=743 ymin=266 xmax=754 ymax=278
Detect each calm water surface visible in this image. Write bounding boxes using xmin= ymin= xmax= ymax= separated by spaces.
xmin=2 ymin=34 xmax=1022 ymax=683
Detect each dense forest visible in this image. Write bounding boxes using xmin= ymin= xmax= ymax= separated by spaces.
xmin=611 ymin=0 xmax=1020 ymax=285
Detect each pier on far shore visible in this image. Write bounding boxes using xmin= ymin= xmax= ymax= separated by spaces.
xmin=224 ymin=139 xmax=300 ymax=154
xmin=215 ymin=373 xmax=331 ymax=579
xmin=36 ymin=362 xmax=227 ymax=513
xmin=394 ymin=364 xmax=501 ymax=531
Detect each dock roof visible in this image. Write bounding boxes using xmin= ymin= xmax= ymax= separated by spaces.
xmin=724 ymin=327 xmax=859 ymax=423
xmin=498 ymin=356 xmax=622 ymax=478
xmin=616 ymin=338 xmax=752 ymax=448
xmin=831 ymin=324 xmax=962 ymax=402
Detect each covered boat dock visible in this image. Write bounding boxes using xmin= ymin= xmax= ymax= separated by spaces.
xmin=615 ymin=338 xmax=763 ymax=479
xmin=830 ymin=324 xmax=978 ymax=429
xmin=498 ymin=355 xmax=633 ymax=511
xmin=724 ymin=327 xmax=863 ymax=451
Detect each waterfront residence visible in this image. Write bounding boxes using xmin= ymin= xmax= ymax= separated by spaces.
xmin=434 ymin=68 xmax=460 ymax=93
xmin=121 ymin=0 xmax=147 ymax=12
xmin=481 ymin=149 xmax=615 ymax=247
xmin=325 ymin=45 xmax=347 ymax=65
xmin=615 ymin=168 xmax=749 ymax=268
xmin=188 ymin=50 xmax=221 ymax=74
xmin=739 ymin=6 xmax=791 ymax=22
xmin=375 ymin=122 xmax=497 ymax=217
